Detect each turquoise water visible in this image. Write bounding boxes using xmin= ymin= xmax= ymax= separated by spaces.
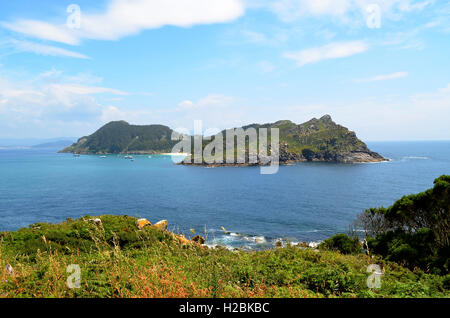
xmin=0 ymin=141 xmax=449 ymax=249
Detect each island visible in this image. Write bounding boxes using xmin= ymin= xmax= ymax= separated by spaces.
xmin=60 ymin=115 xmax=387 ymax=164
xmin=60 ymin=120 xmax=178 ymax=155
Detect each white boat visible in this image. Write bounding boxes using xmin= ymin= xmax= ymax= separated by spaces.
xmin=73 ymin=154 xmax=80 ymax=157
xmin=100 ymin=156 xmax=106 ymax=158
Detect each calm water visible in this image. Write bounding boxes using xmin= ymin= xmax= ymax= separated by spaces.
xmin=0 ymin=141 xmax=449 ymax=249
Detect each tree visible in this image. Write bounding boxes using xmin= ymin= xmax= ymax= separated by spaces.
xmin=356 ymin=175 xmax=450 ymax=274
xmin=320 ymin=233 xmax=362 ymax=255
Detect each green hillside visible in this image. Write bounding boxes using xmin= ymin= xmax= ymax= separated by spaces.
xmin=60 ymin=121 xmax=177 ymax=154
xmin=60 ymin=115 xmax=385 ymax=163
xmin=187 ymin=115 xmax=386 ymax=164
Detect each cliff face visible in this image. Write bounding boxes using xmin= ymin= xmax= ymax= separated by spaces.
xmin=60 ymin=115 xmax=386 ymax=163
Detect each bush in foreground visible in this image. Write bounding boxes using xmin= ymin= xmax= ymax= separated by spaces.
xmin=320 ymin=234 xmax=362 ymax=255
xmin=357 ymin=175 xmax=450 ymax=274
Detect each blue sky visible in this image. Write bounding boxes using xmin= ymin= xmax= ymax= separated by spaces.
xmin=0 ymin=0 xmax=449 ymax=140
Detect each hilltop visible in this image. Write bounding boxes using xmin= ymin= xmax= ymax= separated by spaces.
xmin=60 ymin=115 xmax=386 ymax=163
xmin=185 ymin=115 xmax=386 ymax=164
xmin=272 ymin=115 xmax=385 ymax=163
xmin=60 ymin=121 xmax=178 ymax=155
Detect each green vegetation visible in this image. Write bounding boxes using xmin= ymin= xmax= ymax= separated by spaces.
xmin=1 ymin=213 xmax=448 ymax=298
xmin=320 ymin=234 xmax=362 ymax=255
xmin=61 ymin=121 xmax=177 ymax=154
xmin=1 ymin=176 xmax=448 ymax=298
xmin=60 ymin=115 xmax=386 ymax=163
xmin=189 ymin=115 xmax=385 ymax=164
xmin=357 ymin=175 xmax=450 ymax=275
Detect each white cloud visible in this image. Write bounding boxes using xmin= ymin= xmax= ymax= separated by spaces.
xmin=101 ymin=105 xmax=154 ymax=124
xmin=6 ymin=39 xmax=89 ymax=59
xmin=271 ymin=0 xmax=351 ymax=19
xmin=178 ymin=100 xmax=194 ymax=109
xmin=0 ymin=71 xmax=130 ymax=137
xmin=2 ymin=20 xmax=80 ymax=45
xmin=0 ymin=89 xmax=44 ymax=99
xmin=2 ymin=0 xmax=245 ymax=45
xmin=259 ymin=61 xmax=276 ymax=73
xmin=261 ymin=82 xmax=450 ymax=141
xmin=355 ymin=71 xmax=409 ymax=83
xmin=48 ymin=84 xmax=128 ymax=96
xmin=398 ymin=0 xmax=432 ymax=11
xmin=439 ymin=83 xmax=450 ymax=94
xmin=101 ymin=105 xmax=126 ymax=122
xmin=241 ymin=30 xmax=269 ymax=43
xmin=268 ymin=0 xmax=432 ymax=22
xmin=283 ymin=40 xmax=368 ymax=67
xmin=345 ymin=83 xmax=450 ymax=140
xmin=223 ymin=27 xmax=290 ymax=47
xmin=169 ymin=94 xmax=245 ymax=131
xmin=178 ymin=94 xmax=235 ymax=110
xmin=381 ymin=20 xmax=440 ymax=51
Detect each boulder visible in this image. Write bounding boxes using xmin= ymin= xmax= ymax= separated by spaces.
xmin=136 ymin=218 xmax=151 ymax=230
xmin=297 ymin=242 xmax=309 ymax=248
xmin=154 ymin=220 xmax=168 ymax=231
xmin=176 ymin=234 xmax=191 ymax=245
xmin=89 ymin=218 xmax=102 ymax=226
xmin=308 ymin=241 xmax=319 ymax=248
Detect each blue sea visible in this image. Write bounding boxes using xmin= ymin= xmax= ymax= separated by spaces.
xmin=0 ymin=141 xmax=449 ymax=249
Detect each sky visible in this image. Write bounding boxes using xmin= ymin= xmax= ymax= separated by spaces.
xmin=0 ymin=0 xmax=449 ymax=141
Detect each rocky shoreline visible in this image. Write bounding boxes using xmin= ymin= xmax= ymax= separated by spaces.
xmin=179 ymin=150 xmax=388 ymax=167
xmin=61 ymin=150 xmax=386 ymax=165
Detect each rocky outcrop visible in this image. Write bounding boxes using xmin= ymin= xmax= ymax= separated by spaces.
xmin=135 ymin=218 xmax=206 ymax=246
xmin=182 ymin=115 xmax=387 ymax=165
xmin=154 ymin=220 xmax=168 ymax=231
xmin=88 ymin=218 xmax=103 ymax=226
xmin=136 ymin=218 xmax=151 ymax=230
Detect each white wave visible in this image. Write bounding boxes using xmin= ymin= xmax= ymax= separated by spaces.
xmin=396 ymin=156 xmax=430 ymax=162
xmin=308 ymin=241 xmax=320 ymax=248
xmin=253 ymin=236 xmax=266 ymax=244
xmin=405 ymin=156 xmax=429 ymax=160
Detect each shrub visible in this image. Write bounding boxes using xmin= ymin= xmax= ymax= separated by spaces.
xmin=320 ymin=234 xmax=362 ymax=255
xmin=357 ymin=175 xmax=450 ymax=274
xmin=300 ymin=263 xmax=363 ymax=296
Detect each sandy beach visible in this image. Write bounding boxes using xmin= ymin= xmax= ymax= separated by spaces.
xmin=160 ymin=153 xmax=190 ymax=156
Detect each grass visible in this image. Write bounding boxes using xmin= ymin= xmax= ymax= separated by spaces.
xmin=0 ymin=215 xmax=448 ymax=298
